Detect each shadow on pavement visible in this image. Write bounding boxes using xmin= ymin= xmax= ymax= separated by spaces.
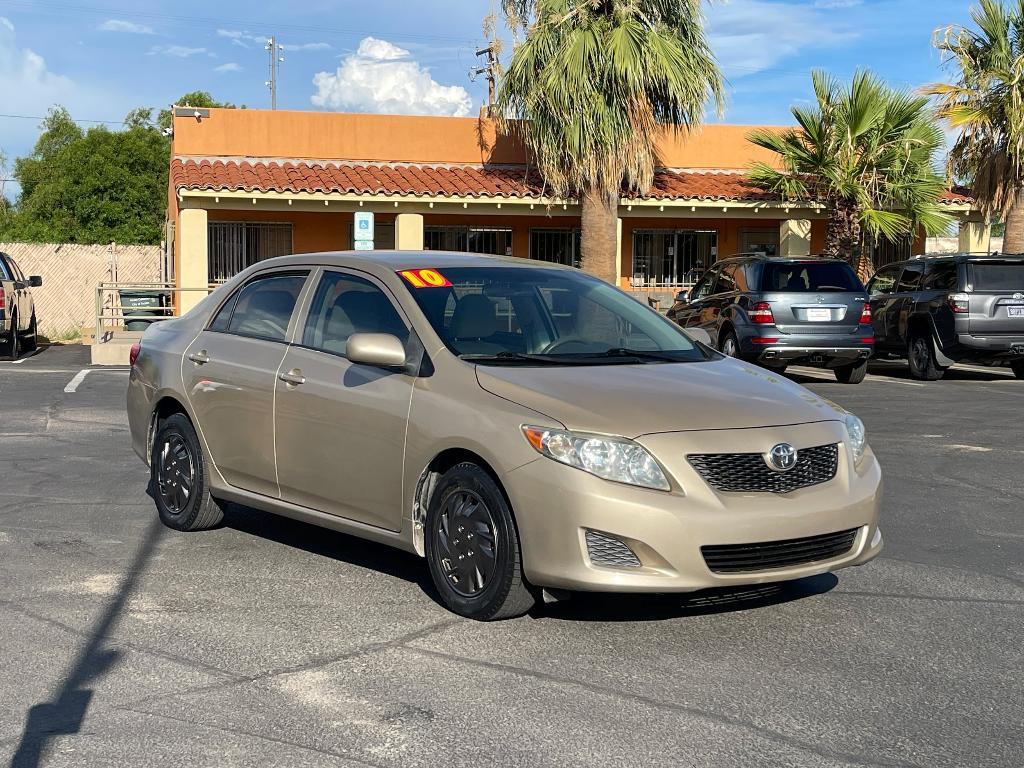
xmin=9 ymin=517 xmax=164 ymax=768
xmin=536 ymin=573 xmax=839 ymax=622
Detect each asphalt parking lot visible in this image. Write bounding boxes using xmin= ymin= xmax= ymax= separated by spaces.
xmin=1 ymin=345 xmax=1021 ymax=768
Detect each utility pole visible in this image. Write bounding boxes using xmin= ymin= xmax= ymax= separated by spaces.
xmin=471 ymin=7 xmax=502 ymax=117
xmin=265 ymin=36 xmax=284 ymax=110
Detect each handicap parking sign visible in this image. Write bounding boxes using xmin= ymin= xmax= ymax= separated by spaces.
xmin=354 ymin=211 xmax=374 ymax=244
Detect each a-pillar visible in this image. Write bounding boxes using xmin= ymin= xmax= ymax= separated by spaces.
xmin=395 ymin=213 xmax=425 ymax=250
xmin=179 ymin=207 xmax=209 ymax=315
xmin=779 ymin=219 xmax=812 ymax=257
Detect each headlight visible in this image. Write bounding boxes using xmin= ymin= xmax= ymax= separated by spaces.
xmin=522 ymin=426 xmax=671 ymax=491
xmin=844 ymin=413 xmax=867 ymax=467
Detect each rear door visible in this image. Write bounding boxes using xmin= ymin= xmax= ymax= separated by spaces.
xmin=966 ymin=259 xmax=1024 ymax=334
xmin=183 ymin=269 xmax=311 ymax=497
xmin=758 ymin=260 xmax=866 ymax=336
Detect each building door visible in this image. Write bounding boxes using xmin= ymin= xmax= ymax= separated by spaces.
xmin=739 ymin=228 xmax=779 ymax=257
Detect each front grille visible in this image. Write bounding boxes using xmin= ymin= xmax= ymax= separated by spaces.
xmin=585 ymin=530 xmax=642 ymax=568
xmin=702 ymin=528 xmax=859 ymax=574
xmin=688 ymin=443 xmax=839 ymax=494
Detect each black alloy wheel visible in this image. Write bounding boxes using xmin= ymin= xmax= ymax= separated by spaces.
xmin=425 ymin=462 xmax=535 ymax=620
xmin=157 ymin=433 xmax=195 ymax=515
xmin=907 ymin=334 xmax=945 ymax=381
xmin=150 ymin=413 xmax=226 ymax=531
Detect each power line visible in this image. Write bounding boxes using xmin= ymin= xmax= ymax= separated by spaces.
xmin=0 ymin=112 xmax=149 ymax=126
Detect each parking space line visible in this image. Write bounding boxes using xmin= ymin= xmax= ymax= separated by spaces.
xmin=63 ymin=369 xmax=92 ymax=393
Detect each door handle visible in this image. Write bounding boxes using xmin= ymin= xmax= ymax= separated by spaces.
xmin=278 ymin=369 xmax=306 ymax=386
xmin=187 ymin=350 xmax=210 ymax=365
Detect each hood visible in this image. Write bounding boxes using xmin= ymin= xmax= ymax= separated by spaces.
xmin=475 ymin=357 xmax=844 ymax=437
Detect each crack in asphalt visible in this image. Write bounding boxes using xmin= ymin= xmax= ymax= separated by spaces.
xmin=401 ymin=646 xmax=922 ymax=768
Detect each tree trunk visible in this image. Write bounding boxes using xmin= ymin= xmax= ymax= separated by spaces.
xmin=580 ymin=187 xmax=619 ymax=284
xmin=823 ymin=200 xmax=863 ymax=270
xmin=1002 ymin=187 xmax=1024 ymax=253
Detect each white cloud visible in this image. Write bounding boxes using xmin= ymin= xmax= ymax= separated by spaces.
xmin=99 ymin=19 xmax=155 ymax=35
xmin=214 ymin=62 xmax=241 ymax=73
xmin=148 ymin=45 xmax=207 ymax=58
xmin=813 ymin=0 xmax=862 ymax=8
xmin=283 ymin=42 xmax=330 ymax=52
xmin=707 ymin=0 xmax=858 ymax=79
xmin=311 ymin=36 xmax=472 ymax=117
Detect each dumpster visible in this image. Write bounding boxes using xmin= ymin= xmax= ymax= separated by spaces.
xmin=119 ymin=289 xmax=171 ymax=332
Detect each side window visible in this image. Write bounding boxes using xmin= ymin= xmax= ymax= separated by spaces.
xmin=867 ymin=266 xmax=899 ymax=295
xmin=691 ymin=267 xmax=719 ymax=301
xmin=896 ymin=263 xmax=924 ymax=293
xmin=922 ymin=261 xmax=958 ymax=291
xmin=716 ymin=264 xmax=739 ymax=293
xmin=7 ymin=259 xmax=26 ymax=282
xmin=208 ymin=289 xmax=241 ymax=333
xmin=225 ymin=273 xmax=308 ymax=342
xmin=303 ymin=272 xmax=408 ymax=356
xmin=0 ymin=257 xmax=10 ymax=281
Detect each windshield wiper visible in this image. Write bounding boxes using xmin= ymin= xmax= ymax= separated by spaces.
xmin=460 ymin=351 xmax=581 ymax=365
xmin=600 ymin=347 xmax=689 ymax=362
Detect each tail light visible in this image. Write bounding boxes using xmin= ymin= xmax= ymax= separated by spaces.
xmin=749 ymin=302 xmax=775 ymax=325
xmin=859 ymin=303 xmax=872 ymax=324
xmin=0 ymin=285 xmax=6 ymax=310
xmin=129 ymin=343 xmax=141 ymax=367
xmin=948 ymin=293 xmax=969 ymax=314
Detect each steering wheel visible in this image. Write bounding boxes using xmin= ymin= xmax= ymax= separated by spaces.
xmin=540 ymin=336 xmax=595 ymax=354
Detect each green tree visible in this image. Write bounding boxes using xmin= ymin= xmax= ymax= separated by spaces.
xmin=928 ymin=0 xmax=1024 ymax=252
xmin=497 ymin=0 xmax=723 ymax=283
xmin=748 ymin=71 xmax=951 ymax=275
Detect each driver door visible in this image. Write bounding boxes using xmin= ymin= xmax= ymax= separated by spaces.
xmin=676 ymin=266 xmax=719 ymax=329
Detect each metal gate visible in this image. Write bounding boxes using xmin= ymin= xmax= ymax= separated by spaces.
xmin=632 ymin=230 xmax=717 ymax=287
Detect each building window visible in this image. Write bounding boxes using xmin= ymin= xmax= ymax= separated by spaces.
xmin=631 ymin=229 xmax=717 ymax=287
xmin=425 ymin=225 xmax=513 ymax=256
xmin=208 ymin=222 xmax=294 ymax=283
xmin=530 ymin=228 xmax=581 ymax=267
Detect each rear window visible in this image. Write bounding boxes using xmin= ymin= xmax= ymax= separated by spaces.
xmin=969 ymin=262 xmax=1024 ymax=292
xmin=761 ymin=262 xmax=863 ymax=292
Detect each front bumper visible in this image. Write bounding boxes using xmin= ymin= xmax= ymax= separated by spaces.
xmin=504 ymin=420 xmax=882 ymax=593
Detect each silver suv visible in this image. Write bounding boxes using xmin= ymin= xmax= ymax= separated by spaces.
xmin=668 ymin=255 xmax=874 ymax=383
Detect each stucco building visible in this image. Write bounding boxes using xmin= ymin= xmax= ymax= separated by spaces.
xmin=167 ymin=107 xmax=982 ymax=312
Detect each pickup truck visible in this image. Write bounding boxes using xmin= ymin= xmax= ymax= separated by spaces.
xmin=0 ymin=251 xmax=42 ymax=359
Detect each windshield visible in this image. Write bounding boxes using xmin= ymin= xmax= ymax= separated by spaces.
xmin=761 ymin=262 xmax=863 ymax=292
xmin=400 ymin=266 xmax=710 ymax=365
xmin=969 ymin=262 xmax=1024 ymax=292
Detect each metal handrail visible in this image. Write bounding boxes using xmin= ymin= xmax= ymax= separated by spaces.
xmin=94 ymin=282 xmax=214 ymax=340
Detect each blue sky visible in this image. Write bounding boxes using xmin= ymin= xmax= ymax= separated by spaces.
xmin=0 ymin=0 xmax=983 ymax=199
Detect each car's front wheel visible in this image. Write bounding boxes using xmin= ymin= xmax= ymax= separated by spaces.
xmin=23 ymin=315 xmax=38 ymax=353
xmin=907 ymin=334 xmax=946 ymax=381
xmin=1012 ymin=360 xmax=1024 ymax=380
xmin=151 ymin=413 xmax=226 ymax=531
xmin=2 ymin=319 xmax=19 ymax=360
xmin=834 ymin=359 xmax=868 ymax=384
xmin=425 ymin=462 xmax=535 ymax=621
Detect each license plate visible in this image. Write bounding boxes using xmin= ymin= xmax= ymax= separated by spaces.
xmin=806 ymin=308 xmax=831 ymax=322
xmin=1012 ymin=343 xmax=1024 ymax=355
xmin=1009 ymin=307 xmax=1024 ymax=317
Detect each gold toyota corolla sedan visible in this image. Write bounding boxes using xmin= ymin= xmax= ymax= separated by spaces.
xmin=127 ymin=252 xmax=883 ymax=620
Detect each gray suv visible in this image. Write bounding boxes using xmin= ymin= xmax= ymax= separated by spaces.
xmin=667 ymin=255 xmax=874 ymax=383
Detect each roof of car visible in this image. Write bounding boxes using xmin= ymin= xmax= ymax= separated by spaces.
xmin=252 ymin=250 xmax=576 ymax=273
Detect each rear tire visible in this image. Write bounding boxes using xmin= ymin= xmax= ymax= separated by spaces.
xmin=2 ymin=317 xmax=19 ymax=360
xmin=835 ymin=359 xmax=868 ymax=384
xmin=720 ymin=329 xmax=741 ymax=359
xmin=1012 ymin=360 xmax=1024 ymax=380
xmin=907 ymin=334 xmax=945 ymax=381
xmin=425 ymin=462 xmax=535 ymax=621
xmin=150 ymin=413 xmax=226 ymax=532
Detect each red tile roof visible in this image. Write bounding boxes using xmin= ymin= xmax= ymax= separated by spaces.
xmin=171 ymin=158 xmax=973 ymax=206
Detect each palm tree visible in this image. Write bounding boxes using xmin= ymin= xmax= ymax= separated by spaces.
xmin=497 ymin=0 xmax=723 ymax=283
xmin=748 ymin=71 xmax=951 ymax=276
xmin=928 ymin=0 xmax=1024 ymax=253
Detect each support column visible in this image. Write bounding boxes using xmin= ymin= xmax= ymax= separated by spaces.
xmin=395 ymin=213 xmax=424 ymax=251
xmin=958 ymin=219 xmax=990 ymax=254
xmin=179 ymin=207 xmax=209 ymax=315
xmin=779 ymin=219 xmax=812 ymax=257
xmin=615 ymin=217 xmax=623 ymax=286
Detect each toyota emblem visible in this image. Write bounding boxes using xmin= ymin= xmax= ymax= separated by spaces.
xmin=766 ymin=443 xmax=799 ymax=472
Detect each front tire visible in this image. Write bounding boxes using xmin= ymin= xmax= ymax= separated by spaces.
xmin=907 ymin=334 xmax=945 ymax=381
xmin=23 ymin=315 xmax=38 ymax=352
xmin=2 ymin=319 xmax=19 ymax=360
xmin=425 ymin=463 xmax=535 ymax=621
xmin=835 ymin=359 xmax=868 ymax=384
xmin=1012 ymin=360 xmax=1024 ymax=380
xmin=151 ymin=413 xmax=226 ymax=531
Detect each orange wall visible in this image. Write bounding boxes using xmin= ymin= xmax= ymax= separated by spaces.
xmin=174 ymin=108 xmax=786 ymax=170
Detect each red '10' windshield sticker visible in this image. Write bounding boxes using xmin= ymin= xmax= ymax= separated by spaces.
xmin=399 ymin=269 xmax=452 ymax=288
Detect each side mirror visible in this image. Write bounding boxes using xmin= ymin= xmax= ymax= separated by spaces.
xmin=683 ymin=327 xmax=713 ymax=346
xmin=675 ymin=289 xmax=690 ymax=304
xmin=29 ymin=275 xmax=43 ymax=288
xmin=346 ymin=333 xmax=407 ymax=369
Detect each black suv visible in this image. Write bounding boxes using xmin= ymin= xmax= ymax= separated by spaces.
xmin=667 ymin=255 xmax=874 ymax=383
xmin=866 ymin=254 xmax=1024 ymax=380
